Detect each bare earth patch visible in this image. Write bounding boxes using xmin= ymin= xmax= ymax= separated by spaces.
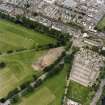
xmin=32 ymin=47 xmax=65 ymax=71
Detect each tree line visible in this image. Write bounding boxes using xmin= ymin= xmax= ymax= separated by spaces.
xmin=0 ymin=12 xmax=70 ymax=46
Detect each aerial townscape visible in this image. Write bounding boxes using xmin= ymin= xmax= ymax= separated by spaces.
xmin=0 ymin=0 xmax=105 ymax=105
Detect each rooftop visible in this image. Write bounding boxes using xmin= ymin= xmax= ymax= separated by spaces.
xmin=70 ymin=48 xmax=104 ymax=87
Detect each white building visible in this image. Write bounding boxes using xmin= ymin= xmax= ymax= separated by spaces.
xmin=0 ymin=100 xmax=10 ymax=105
xmin=66 ymin=99 xmax=81 ymax=105
xmin=70 ymin=48 xmax=104 ymax=87
xmin=63 ymin=0 xmax=77 ymax=8
xmin=3 ymin=0 xmax=25 ymax=5
xmin=43 ymin=0 xmax=56 ymax=4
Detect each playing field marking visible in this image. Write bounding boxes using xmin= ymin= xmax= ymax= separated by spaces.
xmin=0 ymin=50 xmax=44 ymax=98
xmin=0 ymin=30 xmax=35 ymax=48
xmin=8 ymin=61 xmax=31 ymax=83
xmin=0 ymin=40 xmax=16 ymax=51
xmin=0 ymin=68 xmax=15 ymax=83
xmin=20 ymin=87 xmax=55 ymax=105
xmin=0 ymin=61 xmax=28 ymax=98
xmin=0 ymin=75 xmax=18 ymax=98
xmin=0 ymin=72 xmax=18 ymax=87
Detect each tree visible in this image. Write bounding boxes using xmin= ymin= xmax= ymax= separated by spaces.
xmin=99 ymin=66 xmax=105 ymax=79
xmin=0 ymin=62 xmax=6 ymax=69
xmin=7 ymin=88 xmax=19 ymax=99
xmin=20 ymin=81 xmax=31 ymax=90
xmin=0 ymin=98 xmax=6 ymax=103
xmin=10 ymin=95 xmax=20 ymax=104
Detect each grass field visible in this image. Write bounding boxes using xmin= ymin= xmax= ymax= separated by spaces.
xmin=0 ymin=50 xmax=46 ymax=98
xmin=47 ymin=64 xmax=69 ymax=105
xmin=67 ymin=81 xmax=95 ymax=105
xmin=16 ymin=63 xmax=69 ymax=105
xmin=19 ymin=87 xmax=55 ymax=105
xmin=0 ymin=19 xmax=56 ymax=52
xmin=0 ymin=18 xmax=57 ymax=98
xmin=96 ymin=16 xmax=105 ymax=31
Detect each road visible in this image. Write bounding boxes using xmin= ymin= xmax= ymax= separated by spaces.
xmin=90 ymin=79 xmax=105 ymax=105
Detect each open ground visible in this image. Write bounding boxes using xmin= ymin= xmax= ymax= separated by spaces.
xmin=0 ymin=19 xmax=56 ymax=98
xmin=19 ymin=87 xmax=55 ymax=105
xmin=14 ymin=64 xmax=69 ymax=105
xmin=0 ymin=50 xmax=47 ymax=98
xmin=0 ymin=19 xmax=56 ymax=52
xmin=67 ymin=81 xmax=95 ymax=105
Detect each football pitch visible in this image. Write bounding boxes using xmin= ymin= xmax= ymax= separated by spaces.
xmin=0 ymin=19 xmax=56 ymax=52
xmin=67 ymin=81 xmax=95 ymax=105
xmin=0 ymin=18 xmax=67 ymax=105
xmin=19 ymin=87 xmax=55 ymax=105
xmin=0 ymin=18 xmax=56 ymax=98
xmin=15 ymin=64 xmax=69 ymax=105
xmin=0 ymin=50 xmax=46 ymax=98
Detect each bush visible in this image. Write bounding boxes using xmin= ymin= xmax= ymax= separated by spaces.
xmin=20 ymin=81 xmax=31 ymax=90
xmin=7 ymin=50 xmax=13 ymax=54
xmin=10 ymin=95 xmax=21 ymax=104
xmin=7 ymin=88 xmax=19 ymax=99
xmin=0 ymin=62 xmax=6 ymax=69
xmin=0 ymin=98 xmax=6 ymax=103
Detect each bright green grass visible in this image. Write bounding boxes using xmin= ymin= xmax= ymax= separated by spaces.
xmin=47 ymin=64 xmax=69 ymax=105
xmin=17 ymin=63 xmax=69 ymax=105
xmin=67 ymin=81 xmax=95 ymax=105
xmin=96 ymin=16 xmax=105 ymax=31
xmin=19 ymin=87 xmax=55 ymax=105
xmin=0 ymin=41 xmax=17 ymax=52
xmin=0 ymin=19 xmax=56 ymax=52
xmin=0 ymin=50 xmax=46 ymax=98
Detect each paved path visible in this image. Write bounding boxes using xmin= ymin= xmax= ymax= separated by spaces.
xmin=90 ymin=79 xmax=105 ymax=105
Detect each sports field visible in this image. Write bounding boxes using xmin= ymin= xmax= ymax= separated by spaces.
xmin=16 ymin=64 xmax=69 ymax=105
xmin=20 ymin=87 xmax=55 ymax=105
xmin=0 ymin=18 xmax=57 ymax=98
xmin=0 ymin=19 xmax=56 ymax=52
xmin=67 ymin=81 xmax=95 ymax=105
xmin=0 ymin=49 xmax=46 ymax=98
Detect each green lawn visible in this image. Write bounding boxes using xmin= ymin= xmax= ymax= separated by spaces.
xmin=47 ymin=64 xmax=69 ymax=105
xmin=16 ymin=63 xmax=69 ymax=105
xmin=96 ymin=16 xmax=105 ymax=31
xmin=0 ymin=19 xmax=57 ymax=100
xmin=0 ymin=50 xmax=46 ymax=98
xmin=67 ymin=81 xmax=95 ymax=105
xmin=0 ymin=19 xmax=56 ymax=52
xmin=19 ymin=87 xmax=55 ymax=105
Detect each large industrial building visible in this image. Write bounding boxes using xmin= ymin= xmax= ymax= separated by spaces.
xmin=70 ymin=48 xmax=104 ymax=87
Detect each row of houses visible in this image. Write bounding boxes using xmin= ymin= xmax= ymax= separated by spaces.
xmin=1 ymin=0 xmax=105 ymax=31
